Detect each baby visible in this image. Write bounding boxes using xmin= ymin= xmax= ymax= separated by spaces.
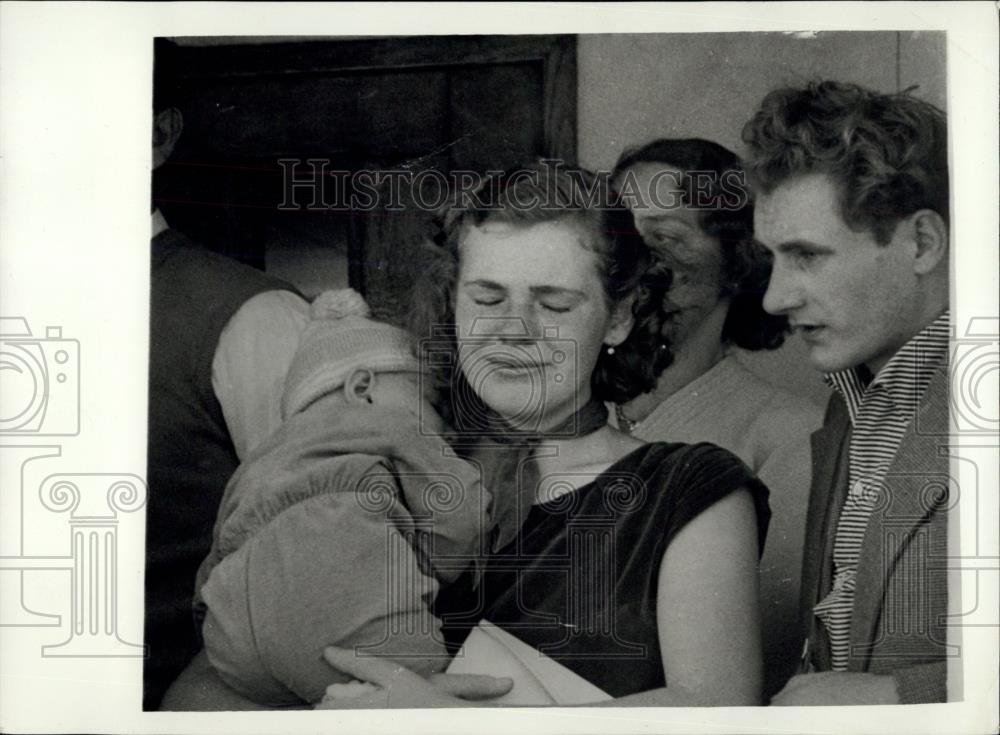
xmin=194 ymin=289 xmax=503 ymax=705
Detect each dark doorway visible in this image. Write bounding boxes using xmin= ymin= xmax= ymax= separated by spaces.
xmin=154 ymin=35 xmax=577 ymax=324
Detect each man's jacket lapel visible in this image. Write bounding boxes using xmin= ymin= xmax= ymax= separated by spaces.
xmin=848 ymin=363 xmax=951 ymax=669
xmin=801 ymin=394 xmax=851 ymax=672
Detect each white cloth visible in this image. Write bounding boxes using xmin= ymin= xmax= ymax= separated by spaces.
xmin=153 ymin=209 xmax=310 ymax=459
xmin=212 ymin=291 xmax=310 ymax=459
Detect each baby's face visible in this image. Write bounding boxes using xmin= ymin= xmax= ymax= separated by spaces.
xmin=367 ymin=371 xmax=421 ymax=411
xmin=366 ymin=371 xmax=444 ymax=434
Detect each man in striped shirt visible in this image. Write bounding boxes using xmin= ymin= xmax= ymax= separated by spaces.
xmin=742 ymin=81 xmax=952 ymax=704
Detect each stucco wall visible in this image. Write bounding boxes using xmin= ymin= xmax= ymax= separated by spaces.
xmin=577 ymin=31 xmax=946 ymax=403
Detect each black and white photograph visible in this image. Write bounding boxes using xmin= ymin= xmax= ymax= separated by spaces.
xmin=0 ymin=3 xmax=997 ymax=734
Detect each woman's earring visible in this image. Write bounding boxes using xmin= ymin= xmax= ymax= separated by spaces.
xmin=606 ymin=345 xmax=616 ymax=356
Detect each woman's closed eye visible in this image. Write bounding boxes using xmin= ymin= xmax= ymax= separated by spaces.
xmin=535 ymin=288 xmax=586 ymax=314
xmin=472 ymin=295 xmax=504 ymax=307
xmin=464 ymin=284 xmax=507 ymax=308
xmin=540 ymin=300 xmax=573 ymax=314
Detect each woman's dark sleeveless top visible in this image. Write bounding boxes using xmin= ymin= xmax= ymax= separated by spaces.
xmin=436 ymin=442 xmax=770 ymax=698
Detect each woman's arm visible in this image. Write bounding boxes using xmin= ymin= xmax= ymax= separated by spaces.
xmin=160 ymin=649 xmax=311 ymax=711
xmin=594 ymin=488 xmax=763 ymax=707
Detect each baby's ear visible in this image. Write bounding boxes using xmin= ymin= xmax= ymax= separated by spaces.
xmin=344 ymin=368 xmax=374 ymax=405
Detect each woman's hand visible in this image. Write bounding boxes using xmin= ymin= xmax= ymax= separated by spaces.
xmin=770 ymin=672 xmax=899 ymax=706
xmin=314 ymin=647 xmax=513 ymax=709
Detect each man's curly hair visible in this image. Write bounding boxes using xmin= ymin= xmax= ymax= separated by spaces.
xmin=741 ymin=80 xmax=949 ymax=244
xmin=408 ymin=162 xmax=671 ymax=429
xmin=612 ymin=138 xmax=788 ymax=351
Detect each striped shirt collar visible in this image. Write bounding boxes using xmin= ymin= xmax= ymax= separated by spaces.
xmin=825 ymin=310 xmax=951 ymax=424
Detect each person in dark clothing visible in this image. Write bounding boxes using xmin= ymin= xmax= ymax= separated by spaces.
xmin=144 ymin=38 xmax=308 ymax=710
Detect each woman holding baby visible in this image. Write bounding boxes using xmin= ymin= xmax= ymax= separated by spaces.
xmin=165 ymin=162 xmax=769 ymax=709
xmin=319 ymin=163 xmax=769 ymax=707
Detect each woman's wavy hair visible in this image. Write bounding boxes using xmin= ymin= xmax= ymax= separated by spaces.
xmin=741 ymin=80 xmax=949 ymax=245
xmin=408 ymin=161 xmax=671 ymax=428
xmin=612 ymin=138 xmax=788 ymax=351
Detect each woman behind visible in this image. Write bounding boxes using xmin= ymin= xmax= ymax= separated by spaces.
xmin=321 ymin=162 xmax=771 ymax=707
xmin=610 ymin=139 xmax=823 ymax=695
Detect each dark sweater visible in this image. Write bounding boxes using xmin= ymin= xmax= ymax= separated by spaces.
xmin=144 ymin=229 xmax=300 ymax=710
